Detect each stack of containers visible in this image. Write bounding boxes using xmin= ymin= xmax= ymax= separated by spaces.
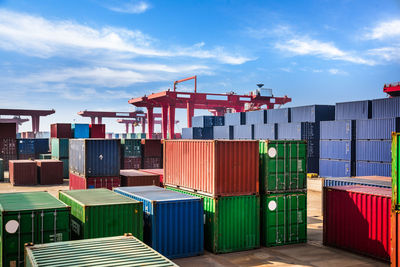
xmin=0 ymin=123 xmax=17 ymax=172
xmin=224 ymin=112 xmax=249 ymax=140
xmin=69 ymin=139 xmax=121 ymax=190
xmin=259 ymin=140 xmax=307 ymax=247
xmin=50 ymin=123 xmax=72 ymax=178
xmin=164 ymin=140 xmax=260 ymax=253
xmin=319 ymin=120 xmax=356 ymax=177
xmin=182 ymin=115 xmax=224 ymax=139
xmin=71 ymin=123 xmax=89 ymax=138
xmin=392 ymin=132 xmax=400 ymax=265
xmin=141 ymin=139 xmax=162 ymax=169
xmin=247 ymin=109 xmax=282 ymax=140
xmin=120 ymin=139 xmax=142 ymax=169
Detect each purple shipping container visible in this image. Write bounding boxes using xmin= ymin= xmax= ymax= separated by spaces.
xmin=266 ymin=108 xmax=290 ymax=123
xmin=335 ymin=100 xmax=371 ymax=120
xmin=246 ymin=110 xmax=267 ymax=125
xmin=51 ymin=123 xmax=72 ymax=138
xmin=253 ymin=124 xmax=276 ymax=140
xmin=290 ymin=105 xmax=335 ymax=123
xmin=371 ymin=97 xmax=400 ymax=119
xmin=356 ymin=118 xmax=400 ymax=140
xmin=356 ymin=161 xmax=391 ymax=177
xmin=320 ymin=120 xmax=355 ymax=140
xmin=319 ymin=159 xmax=353 ymax=177
xmin=213 ymin=125 xmax=233 ymax=140
xmin=356 ymin=140 xmax=391 ymax=163
xmin=320 ymin=140 xmax=353 ymax=161
xmin=233 ymin=125 xmax=253 ymax=140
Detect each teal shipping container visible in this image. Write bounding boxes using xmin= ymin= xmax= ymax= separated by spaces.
xmin=51 ymin=138 xmax=69 ymax=159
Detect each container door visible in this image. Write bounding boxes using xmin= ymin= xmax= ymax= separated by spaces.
xmin=264 ymin=194 xmax=286 ymax=246
xmin=287 ymin=194 xmax=307 ymax=243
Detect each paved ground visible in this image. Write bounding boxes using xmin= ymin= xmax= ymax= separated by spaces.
xmin=0 ymin=175 xmax=389 ymax=267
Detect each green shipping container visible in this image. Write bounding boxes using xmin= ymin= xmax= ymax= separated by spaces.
xmin=261 ymin=191 xmax=307 ymax=247
xmin=121 ymin=139 xmax=142 ymax=157
xmin=51 ymin=138 xmax=69 ymax=159
xmin=25 ymin=235 xmax=178 ymax=267
xmin=59 ymin=189 xmax=143 ymax=240
xmin=0 ymin=192 xmax=70 ymax=267
xmin=259 ymin=140 xmax=307 ymax=193
xmin=166 ymin=186 xmax=260 ymax=253
xmin=393 ymin=133 xmax=399 ymax=209
xmin=39 ymin=154 xmax=51 ymax=160
xmin=0 ymin=158 xmax=3 ymax=181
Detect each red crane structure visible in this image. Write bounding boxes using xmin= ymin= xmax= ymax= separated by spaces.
xmin=128 ymin=76 xmax=292 ymax=139
xmin=0 ymin=117 xmax=29 ymax=132
xmin=117 ymin=119 xmax=179 ymax=134
xmin=0 ymin=109 xmax=55 ymax=135
xmin=383 ymin=82 xmax=400 ymax=97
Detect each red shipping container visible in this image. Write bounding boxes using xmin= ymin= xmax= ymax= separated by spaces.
xmin=0 ymin=138 xmax=17 ymax=155
xmin=164 ymin=140 xmax=259 ymax=197
xmin=123 ymin=157 xmax=142 ymax=169
xmin=90 ymin=124 xmax=105 ymax=138
xmin=69 ymin=172 xmax=120 ymax=190
xmin=35 ymin=159 xmax=63 ymax=185
xmin=323 ymin=185 xmax=391 ymax=261
xmin=392 ymin=210 xmax=400 ymax=267
xmin=143 ymin=157 xmax=162 ymax=169
xmin=0 ymin=123 xmax=16 ymax=138
xmin=141 ymin=139 xmax=162 ymax=157
xmin=120 ymin=169 xmax=160 ymax=187
xmin=50 ymin=123 xmax=72 ymax=138
xmin=140 ymin=169 xmax=163 ymax=186
xmin=9 ymin=160 xmax=37 ymax=185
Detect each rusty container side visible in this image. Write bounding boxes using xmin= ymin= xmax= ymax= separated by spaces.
xmin=9 ymin=160 xmax=37 ymax=185
xmin=120 ymin=169 xmax=160 ymax=187
xmin=35 ymin=159 xmax=63 ymax=185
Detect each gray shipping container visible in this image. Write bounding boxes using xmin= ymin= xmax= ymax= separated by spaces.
xmin=266 ymin=108 xmax=291 ymax=123
xmin=372 ymin=97 xmax=400 ymax=119
xmin=335 ymin=100 xmax=371 ymax=120
xmin=233 ymin=125 xmax=253 ymax=139
xmin=291 ymin=105 xmax=335 ymax=123
xmin=253 ymin=124 xmax=276 ymax=140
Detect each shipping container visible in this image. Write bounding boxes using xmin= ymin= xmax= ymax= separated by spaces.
xmin=50 ymin=123 xmax=72 ymax=138
xmin=60 ymin=158 xmax=68 ymax=178
xmin=71 ymin=123 xmax=90 ymax=138
xmin=308 ymin=157 xmax=320 ymax=174
xmin=335 ymin=100 xmax=371 ymax=120
xmin=35 ymin=159 xmax=63 ymax=185
xmin=9 ymin=160 xmax=37 ymax=185
xmin=164 ymin=140 xmax=259 ymax=196
xmin=89 ymin=124 xmax=105 ymax=138
xmin=0 ymin=192 xmax=70 ymax=267
xmin=140 ymin=168 xmax=164 ymax=186
xmin=323 ymin=176 xmax=391 ymax=188
xmin=120 ymin=169 xmax=160 ymax=186
xmin=261 ymin=192 xmax=307 ymax=247
xmin=356 ymin=161 xmax=391 ymax=177
xmin=0 ymin=158 xmax=3 ymax=181
xmin=320 ymin=140 xmax=354 ymax=161
xmin=136 ymin=133 xmax=147 ymax=139
xmin=246 ymin=110 xmax=267 ymax=125
xmin=233 ymin=125 xmax=254 ymax=140
xmin=320 ymin=120 xmax=355 ymax=140
xmin=51 ymin=138 xmax=69 ymax=159
xmin=69 ymin=139 xmax=120 ymax=177
xmin=267 ymin=108 xmax=291 ymax=123
xmin=121 ymin=138 xmax=142 ymax=157
xmin=259 ymin=140 xmax=307 ymax=193
xmin=0 ymin=123 xmax=16 ymax=138
xmin=24 ymin=235 xmax=178 ymax=267
xmin=122 ymin=156 xmax=142 ymax=169
xmin=69 ymin=172 xmax=120 ymax=190
xmin=372 ymin=97 xmax=400 ymax=119
xmin=319 ymin=159 xmax=353 ymax=177
xmin=192 ymin=115 xmax=224 ymax=127
xmin=213 ymin=125 xmax=233 ymax=139
xmin=290 ymin=105 xmax=335 ymax=123
xmin=356 ymin=140 xmax=391 ymax=162
xmin=392 ymin=210 xmax=400 ymax=267
xmin=356 ymin=117 xmax=400 ymax=140
xmin=142 ymin=139 xmax=162 ymax=157
xmin=253 ymin=123 xmax=276 ymax=140
xmin=39 ymin=153 xmax=51 ymax=159
xmin=224 ymin=112 xmax=246 ymax=126
xmin=121 ymin=133 xmax=127 ymax=139
xmin=323 ymin=186 xmax=391 ymax=261
xmin=166 ymin=187 xmax=260 ymax=253
xmin=393 ymin=132 xmax=400 ymax=209
xmin=143 ymin=156 xmax=162 ymax=169
xmin=59 ymin=189 xmax=143 ymax=240
xmin=33 ymin=139 xmax=49 ymax=155
xmin=182 ymin=127 xmax=213 ymax=139
xmin=1 ymin=154 xmax=16 ymax=171
xmin=17 ymin=138 xmax=35 ymax=154
xmin=0 ymin=138 xmax=17 ymax=155
xmin=114 ymin=186 xmax=204 ymax=258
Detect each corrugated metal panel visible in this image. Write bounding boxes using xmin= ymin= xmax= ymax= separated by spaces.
xmin=51 ymin=138 xmax=69 ymax=159
xmin=291 ymin=105 xmax=335 ymax=122
xmin=335 ymin=100 xmax=371 ymax=120
xmin=141 ymin=139 xmax=162 ymax=157
xmin=392 ymin=210 xmax=400 ymax=267
xmin=122 ymin=156 xmax=142 ymax=169
xmin=253 ymin=123 xmax=276 ymax=140
xmin=164 ymin=140 xmax=259 ymax=196
xmin=259 ymin=140 xmax=306 ymax=193
xmin=323 ymin=186 xmax=391 ymax=261
xmin=192 ymin=115 xmax=224 ymax=127
xmin=261 ymin=192 xmax=307 ymax=247
xmin=213 ymin=125 xmax=233 ymax=139
xmin=50 ymin=123 xmax=72 ymax=138
xmin=320 ymin=140 xmax=354 ymax=161
xmin=246 ymin=110 xmax=267 ymax=125
xmin=89 ymin=124 xmax=105 ymax=138
xmin=319 ymin=159 xmax=353 ymax=177
xmin=114 ymin=186 xmax=204 ymax=259
xmin=0 ymin=192 xmax=70 ymax=267
xmin=24 ymin=235 xmax=177 ymax=267
xmin=140 ymin=168 xmax=164 ymax=186
xmin=233 ymin=125 xmax=253 ymax=139
xmin=69 ymin=172 xmax=120 ymax=190
xmin=143 ymin=157 xmax=162 ymax=169
xmin=356 ymin=118 xmax=400 ymax=140
xmin=356 ymin=140 xmax=391 ymax=162
xmin=323 ymin=177 xmax=391 ymax=188
xmin=0 ymin=123 xmax=16 ymax=138
xmin=17 ymin=138 xmax=35 ymax=154
xmin=59 ymin=189 xmax=143 ymax=240
xmin=121 ymin=138 xmax=142 ymax=157
xmin=33 ymin=139 xmax=49 ymax=155
xmin=69 ymin=139 xmax=120 ymax=177
xmin=267 ymin=108 xmax=291 ymax=123
xmin=166 ymin=187 xmax=260 ymax=253
xmin=320 ymin=120 xmax=355 ymax=140
xmin=72 ymin=123 xmax=90 ymax=138
xmin=224 ymin=112 xmax=246 ymax=126
xmin=356 ymin=161 xmax=391 ymax=177
xmin=120 ymin=169 xmax=160 ymax=186
xmin=372 ymin=97 xmax=400 ymax=118
xmin=36 ymin=160 xmax=63 ymax=185
xmin=9 ymin=160 xmax=37 ymax=185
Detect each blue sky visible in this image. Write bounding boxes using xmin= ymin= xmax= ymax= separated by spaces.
xmin=0 ymin=0 xmax=399 ymax=133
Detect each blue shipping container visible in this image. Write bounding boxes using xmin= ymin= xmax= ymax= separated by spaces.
xmin=335 ymin=100 xmax=371 ymax=120
xmin=34 ymin=139 xmax=49 ymax=155
xmin=323 ymin=177 xmax=391 ymax=189
xmin=253 ymin=124 xmax=276 ymax=140
xmin=233 ymin=125 xmax=253 ymax=140
xmin=192 ymin=116 xmax=224 ymax=127
xmin=320 ymin=120 xmax=355 ymax=140
xmin=114 ymin=133 xmax=120 ymax=139
xmin=17 ymin=139 xmax=35 ymax=154
xmin=356 ymin=118 xmax=400 ymax=140
xmin=213 ymin=125 xmax=233 ymax=140
xmin=356 ymin=161 xmax=391 ymax=177
xmin=69 ymin=139 xmax=120 ymax=177
xmin=290 ymin=105 xmax=335 ymax=123
xmin=319 ymin=159 xmax=353 ymax=177
xmin=308 ymin=157 xmax=319 ymax=173
xmin=72 ymin=124 xmax=90 ymax=138
xmin=266 ymin=108 xmax=290 ymax=123
xmin=356 ymin=140 xmax=391 ymax=163
xmin=114 ymin=186 xmax=204 ymax=259
xmin=245 ymin=110 xmax=267 ymax=125
xmin=371 ymin=97 xmax=400 ymax=119
xmin=224 ymin=112 xmax=246 ymax=126
xmin=320 ymin=140 xmax=353 ymax=161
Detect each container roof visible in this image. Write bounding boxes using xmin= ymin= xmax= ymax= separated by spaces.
xmin=0 ymin=192 xmax=68 ymax=211
xmin=115 ymin=186 xmax=200 ymax=202
xmin=59 ymin=189 xmax=139 ymax=206
xmin=120 ymin=169 xmax=159 ymax=177
xmin=328 ymin=185 xmax=391 ymax=197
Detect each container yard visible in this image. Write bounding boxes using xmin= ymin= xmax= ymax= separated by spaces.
xmin=0 ymin=1 xmax=399 ymax=266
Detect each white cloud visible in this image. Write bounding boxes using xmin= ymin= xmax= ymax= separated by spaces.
xmin=106 ymin=1 xmax=151 ymax=14
xmin=328 ymin=69 xmax=348 ymax=75
xmin=367 ymin=46 xmax=400 ymax=62
xmin=364 ymin=19 xmax=400 ymax=40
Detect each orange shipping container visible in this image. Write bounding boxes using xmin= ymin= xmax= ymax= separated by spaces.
xmin=164 ymin=140 xmax=259 ymax=196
